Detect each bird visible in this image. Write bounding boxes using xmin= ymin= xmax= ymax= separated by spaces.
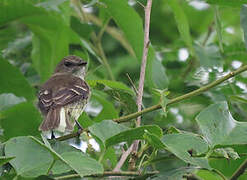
xmin=38 ymin=55 xmax=90 ymax=137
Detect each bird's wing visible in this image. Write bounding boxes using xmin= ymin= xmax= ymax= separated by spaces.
xmin=52 ymin=83 xmax=89 ymax=106
xmin=38 ymin=78 xmax=89 ymax=114
xmin=38 ymin=89 xmax=53 ymax=114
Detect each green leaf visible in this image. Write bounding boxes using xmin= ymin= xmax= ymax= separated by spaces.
xmin=0 ymin=156 xmax=15 ymax=166
xmin=5 ymin=136 xmax=53 ymax=178
xmin=105 ymin=125 xmax=163 ymax=148
xmin=50 ymin=141 xmax=81 ymax=175
xmin=30 ymin=136 xmax=69 ymax=162
xmin=61 ymin=151 xmax=103 ymax=177
xmin=0 ymin=24 xmax=18 ymax=50
xmin=162 ymin=132 xmax=211 ymax=169
xmin=101 ymin=0 xmax=143 ymax=60
xmin=0 ymin=93 xmax=26 ymax=111
xmin=197 ymin=169 xmax=222 ymax=180
xmin=88 ymin=120 xmax=129 ymax=145
xmin=196 ymin=101 xmax=247 ymax=147
xmin=52 ymin=159 xmax=71 ymax=175
xmin=241 ymin=5 xmax=247 ymax=50
xmin=0 ymin=0 xmax=45 ymax=26
xmin=9 ymin=136 xmax=97 ymax=178
xmin=151 ymin=53 xmax=169 ymax=89
xmin=30 ymin=136 xmax=79 ymax=176
xmin=146 ymin=47 xmax=169 ymax=89
xmin=194 ymin=44 xmax=222 ymax=68
xmin=0 ymin=58 xmax=35 ymax=101
xmin=0 ymin=102 xmax=41 ymax=140
xmin=153 ymin=89 xmax=170 ymax=116
xmin=30 ymin=136 xmax=103 ymax=177
xmin=167 ymin=0 xmax=194 ymax=56
xmin=51 ymin=140 xmax=80 ymax=155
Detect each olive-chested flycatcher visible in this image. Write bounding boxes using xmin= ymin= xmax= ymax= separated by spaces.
xmin=38 ymin=55 xmax=90 ymax=135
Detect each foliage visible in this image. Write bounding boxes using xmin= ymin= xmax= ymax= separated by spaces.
xmin=1 ymin=0 xmax=247 ymax=179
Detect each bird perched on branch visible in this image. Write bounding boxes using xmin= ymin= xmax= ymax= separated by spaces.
xmin=38 ymin=55 xmax=90 ymax=137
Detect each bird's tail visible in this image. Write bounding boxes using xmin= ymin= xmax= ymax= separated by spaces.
xmin=39 ymin=107 xmax=61 ymax=131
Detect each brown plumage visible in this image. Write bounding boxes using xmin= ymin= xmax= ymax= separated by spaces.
xmin=38 ymin=55 xmax=90 ymax=132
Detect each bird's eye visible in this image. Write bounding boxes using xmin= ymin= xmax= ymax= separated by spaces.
xmin=64 ymin=61 xmax=73 ymax=67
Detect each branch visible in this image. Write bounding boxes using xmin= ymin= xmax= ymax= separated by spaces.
xmin=113 ymin=64 xmax=247 ymax=123
xmin=113 ymin=144 xmax=134 ymax=171
xmin=230 ymin=158 xmax=247 ymax=180
xmin=116 ymin=0 xmax=152 ymax=171
xmin=136 ymin=0 xmax=152 ymax=127
xmin=53 ymin=171 xmax=159 ymax=180
xmin=56 ymin=132 xmax=81 ymax=141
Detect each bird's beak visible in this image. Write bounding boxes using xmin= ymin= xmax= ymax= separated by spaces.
xmin=79 ymin=61 xmax=87 ymax=66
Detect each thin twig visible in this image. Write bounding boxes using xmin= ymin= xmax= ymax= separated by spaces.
xmin=126 ymin=73 xmax=145 ymax=110
xmin=57 ymin=65 xmax=247 ymax=142
xmin=53 ymin=170 xmax=159 ymax=180
xmin=126 ymin=73 xmax=138 ymax=95
xmin=230 ymin=158 xmax=247 ymax=180
xmin=56 ymin=129 xmax=87 ymax=141
xmin=130 ymin=0 xmax=153 ymax=170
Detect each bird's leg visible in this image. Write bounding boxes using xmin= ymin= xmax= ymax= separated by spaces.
xmin=51 ymin=130 xmax=56 ymax=139
xmin=75 ymin=120 xmax=83 ymax=136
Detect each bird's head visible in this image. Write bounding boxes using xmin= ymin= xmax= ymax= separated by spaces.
xmin=54 ymin=55 xmax=88 ymax=79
